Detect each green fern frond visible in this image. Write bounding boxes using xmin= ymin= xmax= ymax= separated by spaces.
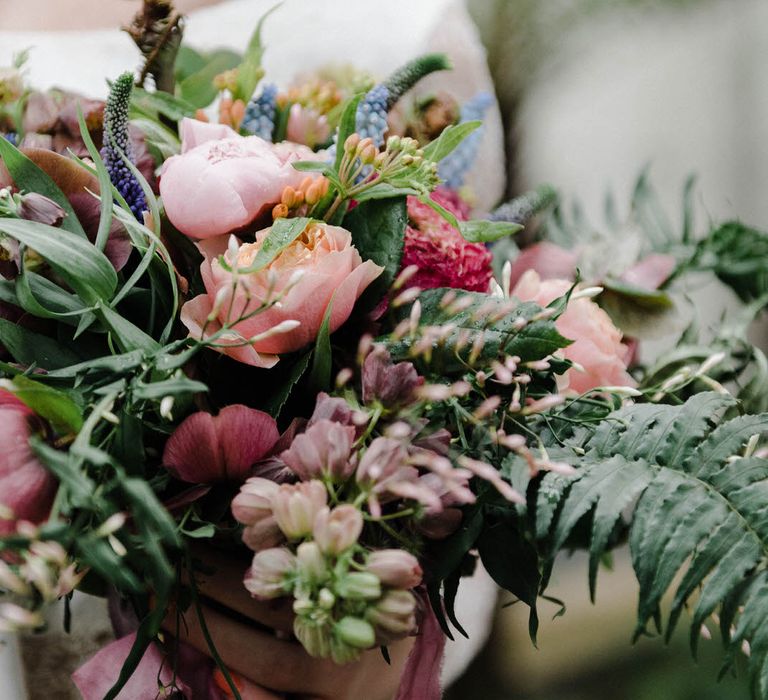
xmin=538 ymin=392 xmax=768 ymax=696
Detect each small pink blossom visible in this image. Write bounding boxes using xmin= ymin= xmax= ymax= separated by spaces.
xmin=512 ymin=270 xmax=635 ymax=394
xmin=180 ymin=221 xmax=383 ymax=367
xmin=163 ymin=405 xmax=280 ymax=483
xmin=0 ymin=390 xmax=57 ymax=535
xmin=244 ymin=547 xmax=296 ymax=599
xmin=312 ymin=505 xmax=363 ymax=555
xmin=280 ymin=420 xmax=356 ymax=481
xmin=271 ymin=480 xmax=327 ymax=540
xmin=231 ymin=477 xmax=280 ymax=525
xmin=365 ymin=550 xmax=423 ymax=590
xmin=400 ymin=188 xmax=493 ymax=293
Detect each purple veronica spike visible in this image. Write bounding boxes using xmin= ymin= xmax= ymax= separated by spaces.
xmin=101 ymin=72 xmax=146 ymax=220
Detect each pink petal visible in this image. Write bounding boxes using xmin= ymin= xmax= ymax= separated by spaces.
xmin=508 ymin=242 xmax=578 ymax=289
xmin=216 ymin=405 xmax=280 ymax=481
xmin=179 ymin=117 xmax=239 ymax=153
xmin=621 ymin=253 xmax=676 ymax=290
xmin=163 ymin=411 xmax=222 ymax=482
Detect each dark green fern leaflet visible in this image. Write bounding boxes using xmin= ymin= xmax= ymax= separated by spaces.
xmin=537 ymin=392 xmax=768 ymax=698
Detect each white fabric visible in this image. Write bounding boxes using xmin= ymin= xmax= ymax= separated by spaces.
xmin=0 ymin=1 xmax=502 ymax=695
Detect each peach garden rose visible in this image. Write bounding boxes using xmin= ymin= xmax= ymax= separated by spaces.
xmin=181 ymin=221 xmax=383 ymax=367
xmin=512 ymin=270 xmax=635 ymax=394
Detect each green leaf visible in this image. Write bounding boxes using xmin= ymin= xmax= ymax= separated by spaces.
xmin=178 ymin=49 xmax=241 ymax=108
xmin=131 ymin=376 xmax=208 ymax=401
xmin=536 ymin=392 xmax=768 ymax=691
xmin=30 ymin=437 xmax=94 ymax=506
xmin=458 ymin=219 xmax=523 ymax=243
xmin=131 ymin=87 xmax=196 ymax=122
xmin=478 ymin=508 xmax=541 ymax=643
xmin=388 ymin=290 xmax=571 ymax=371
xmin=10 ymin=375 xmax=83 ymax=433
xmin=0 ymin=136 xmax=86 ymax=238
xmin=309 ymin=298 xmax=333 ymax=392
xmin=96 ymin=302 xmax=160 ymax=354
xmin=0 ymin=218 xmax=117 ymax=304
xmin=236 ymin=217 xmax=310 ymax=273
xmin=0 ymin=317 xmax=81 ymax=369
xmin=233 ymin=2 xmax=283 ymax=103
xmin=334 ymin=95 xmax=363 ymax=172
xmin=343 ymin=197 xmax=406 ymax=309
xmin=422 ymin=120 xmax=481 ymax=162
xmin=261 ymin=351 xmax=311 ymax=417
xmin=291 ymin=161 xmax=332 ymax=174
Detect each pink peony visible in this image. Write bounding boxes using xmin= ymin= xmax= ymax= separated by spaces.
xmin=512 ymin=270 xmax=635 ymax=393
xmin=401 ymin=188 xmax=493 ymax=293
xmin=181 ymin=221 xmax=383 ymax=367
xmin=159 ymin=117 xmax=323 ymax=239
xmin=0 ymin=390 xmax=57 ymax=535
xmin=162 ymin=405 xmax=280 ymax=483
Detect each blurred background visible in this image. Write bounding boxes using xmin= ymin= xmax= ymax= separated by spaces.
xmin=2 ymin=0 xmax=765 ymax=697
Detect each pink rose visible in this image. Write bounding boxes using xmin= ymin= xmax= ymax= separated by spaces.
xmin=0 ymin=390 xmax=57 ymax=534
xmin=512 ymin=270 xmax=635 ymax=394
xmin=181 ymin=221 xmax=383 ymax=367
xmin=159 ymin=118 xmax=323 ymax=239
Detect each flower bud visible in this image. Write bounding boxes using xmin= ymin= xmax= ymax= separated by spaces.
xmin=0 ymin=603 xmax=43 ymax=632
xmin=243 ymin=547 xmax=296 ymax=599
xmin=294 ymin=617 xmax=332 ymax=658
xmin=330 ymin=636 xmax=361 ymax=665
xmin=232 ymin=477 xmax=279 ymax=525
xmin=313 ymin=505 xmax=363 ymax=555
xmin=365 ymin=549 xmax=422 ymax=589
xmin=366 ymin=590 xmax=417 ymax=640
xmin=296 ymin=541 xmax=328 ymax=584
xmin=344 ymin=133 xmax=361 ymax=153
xmin=18 ymin=193 xmax=66 ymax=227
xmin=242 ymin=515 xmax=284 ymax=552
xmin=336 ymin=571 xmax=381 ymax=601
xmin=334 ymin=616 xmax=375 ymax=650
xmin=318 ymin=587 xmax=335 ymax=610
xmin=271 ymin=480 xmax=327 ymax=540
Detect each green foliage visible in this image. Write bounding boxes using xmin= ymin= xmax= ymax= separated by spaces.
xmin=536 ymin=392 xmax=768 ymax=695
xmin=343 ymin=197 xmax=407 ymax=309
xmin=387 ymin=288 xmax=571 ymax=371
xmin=234 ymin=216 xmax=310 ymax=273
xmin=382 ymin=53 xmax=451 ymax=110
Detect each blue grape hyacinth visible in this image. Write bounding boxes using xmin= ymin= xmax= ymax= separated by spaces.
xmin=2 ymin=132 xmax=17 ymax=146
xmin=355 ymin=84 xmax=389 ymax=148
xmin=438 ymin=92 xmax=494 ymax=189
xmin=242 ymin=83 xmax=278 ymax=141
xmin=101 ymin=72 xmax=146 ymax=219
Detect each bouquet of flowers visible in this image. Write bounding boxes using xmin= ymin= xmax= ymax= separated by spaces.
xmin=1 ymin=2 xmax=768 ymax=698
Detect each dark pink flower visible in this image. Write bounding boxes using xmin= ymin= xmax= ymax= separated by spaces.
xmin=401 ymin=188 xmax=493 ymax=293
xmin=362 ymin=346 xmax=423 ymax=407
xmin=0 ymin=390 xmax=57 ymax=535
xmin=163 ymin=405 xmax=280 ymax=483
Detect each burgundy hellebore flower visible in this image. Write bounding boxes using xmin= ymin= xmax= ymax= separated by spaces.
xmin=362 ymin=346 xmax=423 ymax=407
xmin=0 ymin=390 xmax=57 ymax=535
xmin=163 ymin=405 xmax=280 ymax=483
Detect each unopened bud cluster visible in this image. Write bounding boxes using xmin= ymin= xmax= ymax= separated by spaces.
xmin=234 ymin=476 xmax=421 ymax=663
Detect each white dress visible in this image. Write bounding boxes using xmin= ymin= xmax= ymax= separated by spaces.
xmin=0 ymin=1 xmax=502 ymax=697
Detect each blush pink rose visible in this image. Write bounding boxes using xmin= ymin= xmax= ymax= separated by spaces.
xmin=181 ymin=221 xmax=383 ymax=367
xmin=512 ymin=270 xmax=635 ymax=394
xmin=0 ymin=390 xmax=57 ymax=534
xmin=159 ymin=117 xmax=322 ymax=239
